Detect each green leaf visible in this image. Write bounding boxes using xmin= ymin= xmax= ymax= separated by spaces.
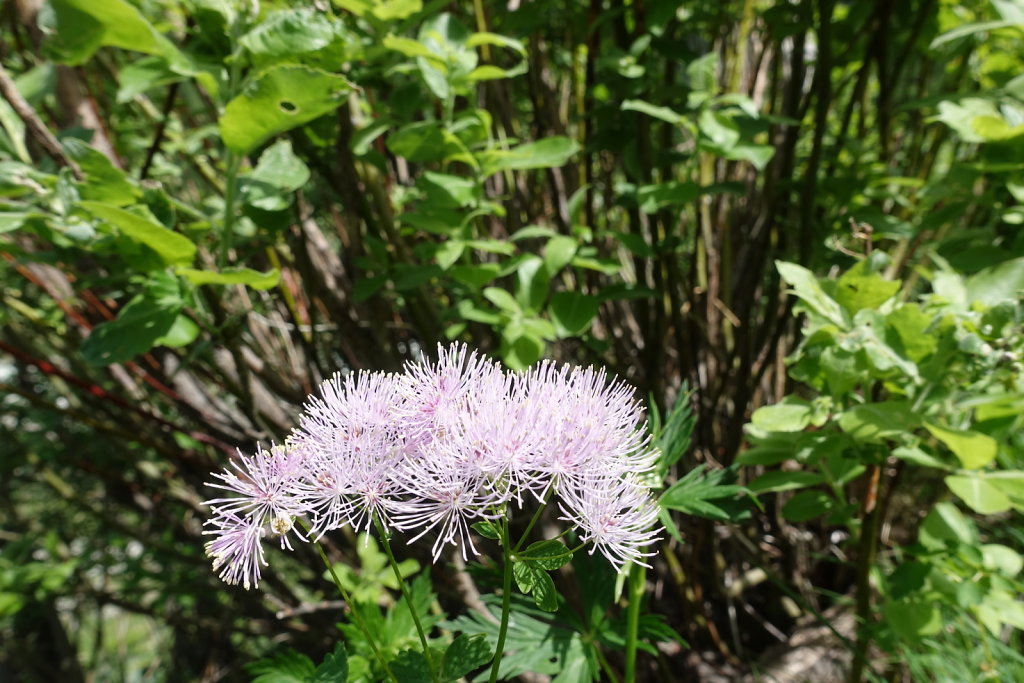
xmin=244 ymin=139 xmax=311 ymax=210
xmin=449 ymin=264 xmax=501 ymax=289
xmin=246 ymin=649 xmax=316 ymax=683
xmin=390 ymin=650 xmax=432 ymax=683
xmin=838 ymin=402 xmax=919 ymax=444
xmin=750 ymin=397 xmax=813 ymax=432
xmin=883 ymin=599 xmax=941 ymax=640
xmin=483 ymin=287 xmax=519 ymax=313
xmin=177 ymin=267 xmax=280 ymax=290
xmin=154 ymin=314 xmax=199 ymax=348
xmin=924 ymin=423 xmax=998 ymax=470
xmin=81 ymin=275 xmax=184 ymax=365
xmin=620 ymin=99 xmax=684 ymax=124
xmin=698 ymin=110 xmax=739 ymax=149
xmin=48 ymin=0 xmax=185 ymax=66
xmin=441 ymin=634 xmax=491 ymax=682
xmin=918 ymin=501 xmax=977 ymax=549
xmin=531 ymin=570 xmax=558 ymax=611
xmin=945 ymin=475 xmax=1012 ymax=514
xmin=542 ymin=235 xmax=578 ymax=274
xmin=519 ymin=540 xmax=571 ymax=571
xmin=834 ymin=272 xmax=900 ymax=314
xmin=239 ymin=9 xmax=347 ymax=68
xmin=781 ymin=490 xmax=836 ymax=522
xmin=747 ymin=471 xmax=824 ymax=494
xmin=471 ymin=521 xmax=500 ymax=540
xmin=80 ymin=201 xmax=195 ymax=266
xmin=64 ymin=138 xmax=137 ymax=205
xmin=659 ymin=466 xmax=749 ymax=521
xmin=776 ymin=261 xmax=847 ymax=327
xmin=311 ymin=643 xmax=348 ymax=683
xmin=982 ymin=544 xmax=1023 ymax=577
xmin=220 ymin=66 xmax=352 ymax=155
xmin=635 ymin=181 xmax=699 ymax=213
xmin=964 ymin=258 xmax=1024 ymax=307
xmin=549 ymin=291 xmax=599 ymax=338
xmin=481 ymin=137 xmax=580 ymax=176
xmin=512 ymin=561 xmax=539 ymax=594
xmin=387 ymin=121 xmax=461 ymax=163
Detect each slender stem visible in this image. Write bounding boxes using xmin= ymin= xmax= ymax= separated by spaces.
xmin=218 ymin=153 xmax=241 ymax=268
xmin=487 ymin=516 xmax=515 ymax=683
xmin=310 ymin=535 xmax=398 ymax=683
xmin=512 ymin=491 xmax=553 ymax=554
xmin=375 ymin=518 xmax=440 ymax=683
xmin=849 ymin=462 xmax=884 ymax=683
xmin=624 ymin=563 xmax=645 ymax=683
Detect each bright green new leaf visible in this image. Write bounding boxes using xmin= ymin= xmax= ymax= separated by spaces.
xmin=239 ymin=9 xmax=347 ymax=68
xmin=751 ymin=398 xmax=813 ymax=432
xmin=483 ymin=287 xmax=519 ymax=313
xmin=621 ymin=99 xmax=684 ymax=125
xmin=81 ymin=201 xmax=195 ymax=266
xmin=834 ymin=272 xmax=900 ymax=314
xmin=982 ymin=543 xmax=1023 ymax=577
xmin=543 ymin=235 xmax=578 ymax=274
xmin=918 ymin=501 xmax=977 ymax=549
xmin=776 ymin=261 xmax=847 ymax=327
xmin=838 ymin=402 xmax=919 ymax=444
xmin=925 ymin=423 xmax=998 ymax=469
xmin=220 ymin=66 xmax=352 ymax=155
xmin=964 ymin=258 xmax=1024 ymax=306
xmin=945 ymin=475 xmax=1011 ymax=514
xmin=176 ymin=267 xmax=280 ymax=290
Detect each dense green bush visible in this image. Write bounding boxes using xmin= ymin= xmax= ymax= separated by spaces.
xmin=1 ymin=0 xmax=1022 ymax=680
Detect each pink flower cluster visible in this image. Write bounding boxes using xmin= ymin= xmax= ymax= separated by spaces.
xmin=203 ymin=344 xmax=661 ymax=589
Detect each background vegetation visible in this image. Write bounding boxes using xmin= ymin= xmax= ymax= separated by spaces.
xmin=1 ymin=0 xmax=1023 ymax=680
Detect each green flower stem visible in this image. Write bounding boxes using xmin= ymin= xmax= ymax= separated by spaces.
xmin=310 ymin=535 xmax=398 ymax=683
xmin=375 ymin=518 xmax=440 ymax=683
xmin=623 ymin=563 xmax=646 ymax=683
xmin=488 ymin=516 xmax=515 ymax=683
xmin=512 ymin=488 xmax=554 ymax=554
xmin=218 ymin=152 xmax=240 ymax=268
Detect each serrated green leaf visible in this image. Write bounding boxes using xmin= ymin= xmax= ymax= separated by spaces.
xmin=311 ymin=643 xmax=348 ymax=683
xmin=441 ymin=634 xmax=491 ymax=681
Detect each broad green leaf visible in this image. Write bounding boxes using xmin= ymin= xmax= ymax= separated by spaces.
xmin=442 ymin=634 xmax=491 ymax=682
xmin=944 ymin=475 xmax=1011 ymax=514
xmin=311 ymin=643 xmax=348 ymax=683
xmin=48 ymin=0 xmax=184 ymax=66
xmin=177 ymin=267 xmax=280 ymax=290
xmin=336 ymin=0 xmax=422 ymax=20
xmin=776 ymin=261 xmax=847 ymax=326
xmin=883 ymin=599 xmax=941 ymax=640
xmin=220 ymin=66 xmax=352 ymax=155
xmin=834 ymin=272 xmax=900 ymax=314
xmin=918 ymin=501 xmax=977 ymax=549
xmin=483 ymin=287 xmax=519 ymax=313
xmin=466 ymin=32 xmax=527 ymax=56
xmin=154 ymin=314 xmax=199 ymax=348
xmin=698 ymin=109 xmax=740 ymax=149
xmin=480 ymin=137 xmax=580 ymax=176
xmin=721 ymin=143 xmax=775 ymax=170
xmin=782 ymin=490 xmax=835 ymax=522
xmin=519 ymin=540 xmax=572 ymax=571
xmin=239 ymin=9 xmax=347 ymax=68
xmin=751 ymin=397 xmax=813 ymax=432
xmin=244 ymin=140 xmax=310 ymax=210
xmin=747 ymin=471 xmax=824 ymax=494
xmin=982 ymin=544 xmax=1023 ymax=577
xmin=390 ymin=650 xmax=432 ymax=683
xmin=65 ymin=138 xmax=136 ymax=204
xmin=0 ymin=212 xmax=26 ymax=234
xmin=387 ymin=121 xmax=462 ymax=163
xmin=886 ymin=304 xmax=936 ymax=362
xmin=80 ymin=201 xmax=195 ymax=265
xmin=964 ymin=258 xmax=1024 ymax=306
xmin=471 ymin=521 xmax=499 ymax=540
xmin=81 ymin=290 xmax=182 ymax=366
xmin=549 ymin=291 xmax=599 ymax=337
xmin=925 ymin=423 xmax=998 ymax=470
xmin=512 ymin=561 xmax=540 ymax=594
xmin=542 ymin=235 xmax=578 ymax=274
xmin=838 ymin=402 xmax=918 ymax=444
xmin=930 ymin=19 xmax=1021 ymax=49
xmin=515 ymin=255 xmax=549 ymax=312
xmin=449 ymin=263 xmax=500 ymax=288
